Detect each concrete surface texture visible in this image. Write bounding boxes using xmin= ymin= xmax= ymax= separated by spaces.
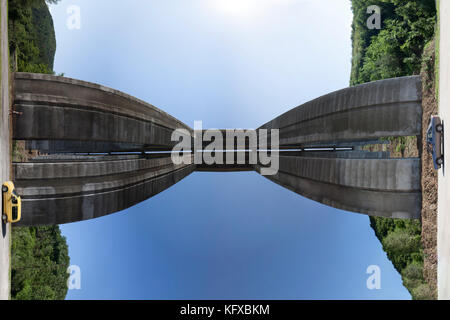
xmin=260 ymin=76 xmax=422 ymax=147
xmin=438 ymin=0 xmax=450 ymax=300
xmin=255 ymin=156 xmax=421 ymax=219
xmin=0 ymin=0 xmax=10 ymax=300
xmin=24 ymin=140 xmax=146 ymax=153
xmin=14 ymin=155 xmax=195 ymax=226
xmin=13 ymin=72 xmax=192 ymax=151
xmin=252 ymin=76 xmax=423 ymax=219
xmin=294 ymin=150 xmax=390 ymax=159
xmin=12 ymin=73 xmax=198 ymax=226
xmin=12 ymin=73 xmax=422 ymax=226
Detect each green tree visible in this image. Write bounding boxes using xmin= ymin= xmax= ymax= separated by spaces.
xmin=350 ymin=0 xmax=435 ymax=84
xmin=383 ymin=229 xmax=421 ymax=255
xmin=9 ymin=0 xmax=57 ymax=72
xmin=11 ymin=226 xmax=70 ymax=300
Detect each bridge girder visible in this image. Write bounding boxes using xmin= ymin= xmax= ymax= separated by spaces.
xmin=12 ymin=73 xmax=423 ymax=225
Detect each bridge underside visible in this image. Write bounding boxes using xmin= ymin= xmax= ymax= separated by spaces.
xmin=253 ymin=76 xmax=423 ymax=219
xmin=12 ymin=73 xmax=423 ymax=225
xmin=13 ymin=73 xmax=196 ymax=226
xmin=255 ymin=156 xmax=421 ymax=219
xmin=14 ymin=155 xmax=195 ymax=225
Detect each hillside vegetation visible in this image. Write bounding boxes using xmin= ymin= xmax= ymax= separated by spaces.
xmin=9 ymin=0 xmax=70 ymax=300
xmin=9 ymin=0 xmax=58 ymax=73
xmin=351 ymin=0 xmax=436 ymax=85
xmin=11 ymin=227 xmax=70 ymax=300
xmin=350 ymin=0 xmax=436 ymax=299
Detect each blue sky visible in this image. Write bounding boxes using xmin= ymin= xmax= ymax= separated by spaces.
xmin=49 ymin=0 xmax=411 ymax=299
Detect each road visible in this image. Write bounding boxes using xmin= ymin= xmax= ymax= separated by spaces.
xmin=438 ymin=0 xmax=450 ymax=300
xmin=0 ymin=0 xmax=10 ymax=300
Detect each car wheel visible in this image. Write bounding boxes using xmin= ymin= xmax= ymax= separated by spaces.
xmin=1 ymin=185 xmax=7 ymax=193
xmin=437 ymin=157 xmax=444 ymax=165
xmin=437 ymin=124 xmax=444 ymax=133
xmin=2 ymin=214 xmax=6 ymax=222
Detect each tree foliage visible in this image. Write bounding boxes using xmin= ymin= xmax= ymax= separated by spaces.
xmin=9 ymin=0 xmax=58 ymax=73
xmin=369 ymin=216 xmax=433 ymax=299
xmin=11 ymin=226 xmax=70 ymax=300
xmin=350 ymin=0 xmax=436 ymax=85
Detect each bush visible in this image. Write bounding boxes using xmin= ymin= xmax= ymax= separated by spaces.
xmin=11 ymin=226 xmax=70 ymax=300
xmin=402 ymin=262 xmax=424 ymax=289
xmin=402 ymin=262 xmax=423 ymax=280
xmin=383 ymin=230 xmax=421 ymax=255
xmin=411 ymin=283 xmax=435 ymax=300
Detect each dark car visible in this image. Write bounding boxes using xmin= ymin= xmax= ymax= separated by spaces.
xmin=426 ymin=115 xmax=444 ymax=169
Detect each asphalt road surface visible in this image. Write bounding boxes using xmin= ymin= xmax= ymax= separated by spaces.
xmin=0 ymin=0 xmax=11 ymax=300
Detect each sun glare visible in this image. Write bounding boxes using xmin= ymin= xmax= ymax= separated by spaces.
xmin=215 ymin=0 xmax=256 ymax=16
xmin=211 ymin=0 xmax=298 ymax=18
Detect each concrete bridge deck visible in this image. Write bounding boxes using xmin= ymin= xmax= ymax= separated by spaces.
xmin=13 ymin=72 xmax=192 ymax=152
xmin=260 ymin=76 xmax=422 ymax=147
xmin=14 ymin=156 xmax=195 ymax=225
xmin=255 ymin=156 xmax=421 ymax=219
xmin=11 ymin=73 xmax=423 ymax=225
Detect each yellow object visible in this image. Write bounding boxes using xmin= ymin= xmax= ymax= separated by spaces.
xmin=2 ymin=181 xmax=21 ymax=223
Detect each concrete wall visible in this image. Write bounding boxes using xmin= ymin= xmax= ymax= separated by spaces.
xmin=13 ymin=72 xmax=192 ymax=152
xmin=259 ymin=76 xmax=422 ymax=147
xmin=12 ymin=74 xmax=423 ymax=224
xmin=255 ymin=156 xmax=421 ymax=219
xmin=12 ymin=73 xmax=195 ymax=226
xmin=287 ymin=150 xmax=391 ymax=159
xmin=14 ymin=156 xmax=195 ymax=226
xmin=24 ymin=140 xmax=147 ymax=153
xmin=254 ymin=76 xmax=423 ymax=219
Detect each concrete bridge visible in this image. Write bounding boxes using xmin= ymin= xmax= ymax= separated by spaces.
xmin=255 ymin=75 xmax=422 ymax=219
xmin=12 ymin=73 xmax=423 ymax=226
